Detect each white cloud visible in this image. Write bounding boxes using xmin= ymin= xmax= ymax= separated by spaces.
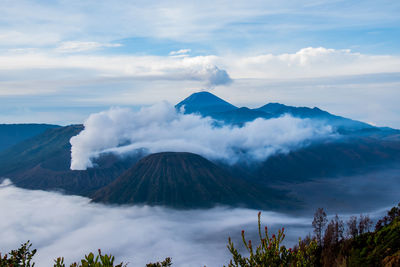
xmin=225 ymin=47 xmax=400 ymax=79
xmin=1 ymin=47 xmax=399 ymax=95
xmin=0 ymin=30 xmax=61 ymax=47
xmin=0 ymin=180 xmax=311 ymax=266
xmin=0 ymin=47 xmax=400 ymax=127
xmin=169 ymin=49 xmax=191 ymax=57
xmin=9 ymin=46 xmax=399 ymax=81
xmin=55 ymin=41 xmax=122 ymax=53
xmin=0 ymin=52 xmax=232 ymax=88
xmin=69 ymin=102 xmax=333 ymax=170
xmin=0 ymin=1 xmax=398 ymax=47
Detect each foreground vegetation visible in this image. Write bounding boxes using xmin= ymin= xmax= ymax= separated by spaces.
xmin=1 ymin=203 xmax=399 ymax=266
xmin=0 ymin=244 xmax=172 ymax=267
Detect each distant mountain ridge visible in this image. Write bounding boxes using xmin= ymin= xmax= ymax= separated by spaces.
xmin=176 ymin=91 xmax=384 ymax=132
xmin=256 ymin=103 xmax=374 ymax=132
xmin=0 ymin=124 xmax=60 ymax=152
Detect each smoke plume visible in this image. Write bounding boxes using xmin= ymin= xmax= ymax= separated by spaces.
xmin=70 ymin=102 xmax=334 ymax=170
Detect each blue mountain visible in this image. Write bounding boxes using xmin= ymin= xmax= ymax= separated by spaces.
xmin=0 ymin=124 xmax=60 ymax=152
xmin=176 ymin=91 xmax=274 ymax=125
xmin=176 ymin=91 xmax=389 ymax=133
xmin=211 ymin=107 xmax=273 ymax=125
xmin=256 ymin=103 xmax=374 ymax=132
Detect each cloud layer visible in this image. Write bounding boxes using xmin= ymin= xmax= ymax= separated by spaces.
xmin=226 ymin=47 xmax=400 ymax=79
xmin=1 ymin=47 xmax=400 ymax=128
xmin=1 ymin=1 xmax=399 ymax=47
xmin=2 ymin=47 xmax=399 ymax=82
xmin=55 ymin=41 xmax=122 ymax=53
xmin=0 ymin=53 xmax=232 ymax=87
xmin=70 ymin=102 xmax=333 ymax=170
xmin=0 ymin=180 xmax=311 ymax=266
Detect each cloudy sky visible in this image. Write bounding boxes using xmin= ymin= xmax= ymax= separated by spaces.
xmin=1 ymin=0 xmax=400 ymax=127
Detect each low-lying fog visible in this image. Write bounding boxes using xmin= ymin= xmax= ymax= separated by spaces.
xmin=1 ymin=175 xmax=397 ymax=267
xmin=279 ymin=164 xmax=400 ymax=216
xmin=0 ymin=180 xmax=309 ymax=266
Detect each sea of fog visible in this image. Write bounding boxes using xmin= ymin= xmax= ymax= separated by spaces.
xmin=0 ymin=179 xmax=309 ymax=266
xmin=0 ymin=178 xmax=394 ymax=267
xmin=272 ymin=164 xmax=400 ymax=216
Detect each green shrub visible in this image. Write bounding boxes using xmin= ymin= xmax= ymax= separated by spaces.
xmin=54 ymin=249 xmax=127 ymax=267
xmin=145 ymin=257 xmax=172 ymax=267
xmin=225 ymin=212 xmax=318 ymax=267
xmin=0 ymin=243 xmax=171 ymax=267
xmin=0 ymin=241 xmax=36 ymax=267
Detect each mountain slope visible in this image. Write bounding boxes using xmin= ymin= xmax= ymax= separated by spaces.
xmin=176 ymin=91 xmax=380 ymax=133
xmin=0 ymin=125 xmax=139 ymax=195
xmin=92 ymin=152 xmax=290 ymax=209
xmin=226 ymin=136 xmax=400 ymax=184
xmin=257 ymin=103 xmax=330 ymax=117
xmin=257 ymin=103 xmax=373 ymax=132
xmin=0 ymin=125 xmax=83 ymax=175
xmin=210 ymin=107 xmax=273 ymax=125
xmin=0 ymin=124 xmax=60 ymax=152
xmin=175 ymin=91 xmax=237 ymax=115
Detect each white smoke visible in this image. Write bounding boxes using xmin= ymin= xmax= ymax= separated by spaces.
xmin=70 ymin=102 xmax=334 ymax=170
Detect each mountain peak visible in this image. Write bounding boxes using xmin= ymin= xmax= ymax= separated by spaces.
xmin=257 ymin=103 xmax=288 ymax=113
xmin=175 ymin=91 xmax=237 ymax=116
xmin=185 ymin=91 xmax=218 ymax=98
xmin=175 ymin=92 xmax=375 ymax=132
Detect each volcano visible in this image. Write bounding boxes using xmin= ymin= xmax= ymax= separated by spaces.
xmin=92 ymin=152 xmax=286 ymax=209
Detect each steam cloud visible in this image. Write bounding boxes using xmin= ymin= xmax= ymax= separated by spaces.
xmin=0 ymin=180 xmax=310 ymax=266
xmin=70 ymin=102 xmax=334 ymax=170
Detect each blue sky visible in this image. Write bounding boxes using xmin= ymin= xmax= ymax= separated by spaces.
xmin=0 ymin=0 xmax=400 ymax=127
